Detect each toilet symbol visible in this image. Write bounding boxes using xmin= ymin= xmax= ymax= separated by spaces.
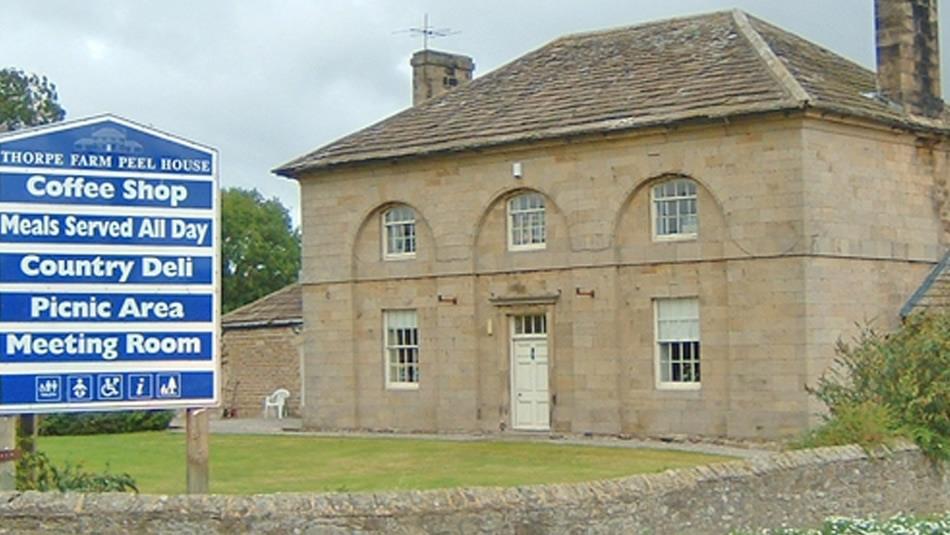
xmin=35 ymin=376 xmax=62 ymax=402
xmin=97 ymin=375 xmax=123 ymax=400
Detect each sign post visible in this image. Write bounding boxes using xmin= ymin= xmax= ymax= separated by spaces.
xmin=0 ymin=417 xmax=14 ymax=490
xmin=185 ymin=408 xmax=209 ymax=493
xmin=0 ymin=115 xmax=220 ymax=493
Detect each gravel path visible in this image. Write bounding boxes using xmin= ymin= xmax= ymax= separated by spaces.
xmin=170 ymin=415 xmax=774 ymax=459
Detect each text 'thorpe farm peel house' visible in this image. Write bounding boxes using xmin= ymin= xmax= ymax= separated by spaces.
xmin=276 ymin=3 xmax=949 ymax=439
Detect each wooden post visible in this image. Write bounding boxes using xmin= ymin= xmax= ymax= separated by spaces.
xmin=16 ymin=415 xmax=36 ymax=487
xmin=17 ymin=415 xmax=37 ymax=455
xmin=185 ymin=408 xmax=209 ymax=494
xmin=0 ymin=416 xmax=16 ymax=491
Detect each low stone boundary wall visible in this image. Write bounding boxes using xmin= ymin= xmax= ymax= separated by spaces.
xmin=0 ymin=443 xmax=946 ymax=534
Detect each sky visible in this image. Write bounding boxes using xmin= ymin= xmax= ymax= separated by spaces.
xmin=3 ymin=1 xmax=949 ymax=225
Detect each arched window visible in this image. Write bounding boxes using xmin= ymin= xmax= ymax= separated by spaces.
xmin=507 ymin=192 xmax=546 ymax=250
xmin=382 ymin=206 xmax=416 ymax=259
xmin=652 ymin=178 xmax=697 ymax=240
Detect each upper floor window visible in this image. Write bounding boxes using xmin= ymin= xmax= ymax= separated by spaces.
xmin=655 ymin=297 xmax=700 ymax=389
xmin=508 ymin=192 xmax=546 ymax=251
xmin=384 ymin=309 xmax=419 ymax=389
xmin=652 ymin=178 xmax=697 ymax=240
xmin=383 ymin=206 xmax=416 ymax=259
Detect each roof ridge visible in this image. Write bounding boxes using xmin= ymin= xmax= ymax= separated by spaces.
xmin=744 ymin=14 xmax=878 ymax=81
xmin=550 ymin=9 xmax=734 ymax=43
xmin=731 ymin=10 xmax=810 ymax=105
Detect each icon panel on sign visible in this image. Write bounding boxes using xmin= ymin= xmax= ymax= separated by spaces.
xmin=156 ymin=373 xmax=181 ymax=398
xmin=67 ymin=375 xmax=94 ymax=402
xmin=97 ymin=374 xmax=123 ymax=400
xmin=35 ymin=376 xmax=62 ymax=402
xmin=128 ymin=374 xmax=153 ymax=400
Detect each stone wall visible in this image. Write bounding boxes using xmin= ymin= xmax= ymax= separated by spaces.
xmin=220 ymin=325 xmax=303 ymax=418
xmin=0 ymin=443 xmax=946 ymax=534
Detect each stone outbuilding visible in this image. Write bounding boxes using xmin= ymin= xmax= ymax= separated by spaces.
xmin=275 ymin=3 xmax=949 ymax=438
xmin=220 ymin=284 xmax=303 ymax=417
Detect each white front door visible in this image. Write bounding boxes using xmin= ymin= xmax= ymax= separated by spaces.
xmin=511 ymin=315 xmax=550 ymax=431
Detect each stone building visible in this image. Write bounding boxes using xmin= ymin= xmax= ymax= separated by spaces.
xmin=275 ymin=3 xmax=949 ymax=438
xmin=220 ymin=284 xmax=303 ymax=417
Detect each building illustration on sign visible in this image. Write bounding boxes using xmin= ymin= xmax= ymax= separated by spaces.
xmin=73 ymin=127 xmax=144 ymax=155
xmin=0 ymin=114 xmax=219 ymax=413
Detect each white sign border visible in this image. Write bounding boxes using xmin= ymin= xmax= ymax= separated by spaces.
xmin=0 ymin=114 xmax=221 ymax=414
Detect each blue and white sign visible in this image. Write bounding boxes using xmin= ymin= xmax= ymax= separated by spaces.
xmin=0 ymin=115 xmax=219 ymax=413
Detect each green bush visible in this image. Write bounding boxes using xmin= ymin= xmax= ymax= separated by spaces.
xmin=16 ymin=451 xmax=137 ymax=493
xmin=791 ymin=401 xmax=904 ymax=452
xmin=39 ymin=410 xmax=175 ymax=436
xmin=803 ymin=311 xmax=950 ymax=460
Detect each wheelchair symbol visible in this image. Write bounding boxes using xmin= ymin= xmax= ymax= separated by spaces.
xmin=97 ymin=375 xmax=123 ymax=400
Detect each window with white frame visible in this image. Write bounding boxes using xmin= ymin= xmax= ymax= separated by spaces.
xmin=655 ymin=298 xmax=700 ymax=387
xmin=383 ymin=206 xmax=416 ymax=259
xmin=652 ymin=178 xmax=698 ymax=239
xmin=512 ymin=314 xmax=546 ymax=336
xmin=384 ymin=310 xmax=419 ymax=388
xmin=508 ymin=192 xmax=546 ymax=250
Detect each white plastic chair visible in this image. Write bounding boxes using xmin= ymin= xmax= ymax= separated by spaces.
xmin=263 ymin=388 xmax=290 ymax=419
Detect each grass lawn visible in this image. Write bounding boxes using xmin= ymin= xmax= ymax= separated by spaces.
xmin=37 ymin=432 xmax=731 ymax=495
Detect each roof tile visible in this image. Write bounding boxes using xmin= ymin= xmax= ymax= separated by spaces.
xmin=222 ymin=283 xmax=301 ymax=328
xmin=276 ymin=10 xmax=948 ymax=175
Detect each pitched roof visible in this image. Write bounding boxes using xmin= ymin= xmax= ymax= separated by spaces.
xmin=275 ymin=10 xmax=949 ymax=176
xmin=222 ymin=283 xmax=302 ymax=330
xmin=901 ymin=251 xmax=950 ymax=318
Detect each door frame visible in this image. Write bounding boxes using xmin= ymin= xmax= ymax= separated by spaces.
xmin=509 ymin=313 xmax=551 ymax=431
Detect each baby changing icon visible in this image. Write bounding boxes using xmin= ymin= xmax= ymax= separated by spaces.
xmin=67 ymin=375 xmax=93 ymax=402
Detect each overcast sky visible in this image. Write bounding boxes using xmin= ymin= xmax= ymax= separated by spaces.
xmin=4 ymin=1 xmax=948 ymax=224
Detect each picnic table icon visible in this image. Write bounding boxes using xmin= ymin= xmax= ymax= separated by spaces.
xmin=157 ymin=374 xmax=180 ymax=398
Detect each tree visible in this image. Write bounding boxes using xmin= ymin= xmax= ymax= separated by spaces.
xmin=221 ymin=188 xmax=300 ymax=313
xmin=801 ymin=311 xmax=950 ymax=460
xmin=0 ymin=68 xmax=65 ymax=131
xmin=0 ymin=67 xmax=65 ymax=464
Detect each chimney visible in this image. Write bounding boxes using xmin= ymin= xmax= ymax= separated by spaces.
xmin=875 ymin=0 xmax=943 ymax=117
xmin=410 ymin=50 xmax=474 ymax=106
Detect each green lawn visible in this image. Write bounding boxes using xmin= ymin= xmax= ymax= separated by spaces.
xmin=37 ymin=432 xmax=731 ymax=494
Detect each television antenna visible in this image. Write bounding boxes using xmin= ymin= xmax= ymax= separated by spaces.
xmin=395 ymin=14 xmax=460 ymax=50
